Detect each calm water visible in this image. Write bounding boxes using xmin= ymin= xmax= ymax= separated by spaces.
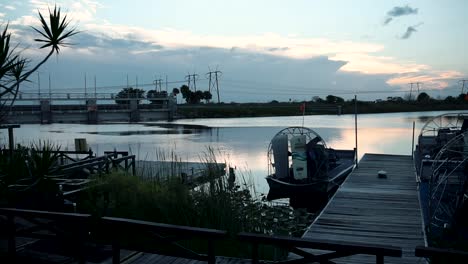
xmin=2 ymin=110 xmax=467 ymax=194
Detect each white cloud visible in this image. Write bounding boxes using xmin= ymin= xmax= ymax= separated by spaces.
xmin=387 ymin=70 xmax=463 ymax=89
xmin=5 ymin=5 xmax=16 ymax=10
xmin=7 ymin=0 xmax=465 ymax=95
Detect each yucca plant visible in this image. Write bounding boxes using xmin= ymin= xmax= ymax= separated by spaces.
xmin=0 ymin=5 xmax=78 ymax=121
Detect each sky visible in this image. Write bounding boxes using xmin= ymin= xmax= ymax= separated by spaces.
xmin=1 ymin=0 xmax=468 ymax=102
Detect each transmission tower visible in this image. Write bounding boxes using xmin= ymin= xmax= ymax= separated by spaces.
xmin=153 ymin=77 xmax=163 ymax=92
xmin=459 ymin=79 xmax=468 ymax=94
xmin=185 ymin=73 xmax=199 ymax=91
xmin=206 ymin=70 xmax=222 ymax=103
xmin=408 ymin=82 xmax=422 ymax=100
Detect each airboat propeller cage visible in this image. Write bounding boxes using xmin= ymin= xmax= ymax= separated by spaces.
xmin=415 ymin=112 xmax=468 ymax=237
xmin=268 ymin=127 xmax=327 ymax=179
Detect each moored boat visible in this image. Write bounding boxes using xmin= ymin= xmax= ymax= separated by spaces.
xmin=414 ymin=113 xmax=468 ymax=243
xmin=265 ymin=127 xmax=356 ymax=209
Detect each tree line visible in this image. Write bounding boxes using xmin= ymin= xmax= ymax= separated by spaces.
xmin=114 ymin=84 xmax=213 ymax=105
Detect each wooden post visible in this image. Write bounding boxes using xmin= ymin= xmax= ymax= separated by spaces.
xmin=8 ymin=126 xmax=14 ymax=157
xmin=412 ymin=121 xmax=415 ymax=159
xmin=252 ymin=242 xmax=259 ymax=264
xmin=376 ymin=254 xmax=384 ymax=264
xmin=112 ymin=241 xmax=120 ymax=264
xmin=207 ymin=240 xmax=215 ymax=264
xmin=354 ymin=95 xmax=358 ymax=168
xmin=7 ymin=214 xmax=16 ymax=261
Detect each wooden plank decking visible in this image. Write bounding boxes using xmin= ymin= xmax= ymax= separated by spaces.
xmin=302 ymin=154 xmax=426 ymax=264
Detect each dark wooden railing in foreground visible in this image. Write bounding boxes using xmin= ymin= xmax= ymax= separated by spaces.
xmin=1 ymin=208 xmax=435 ymax=264
xmin=0 ymin=208 xmax=91 ymax=264
xmin=415 ymin=245 xmax=468 ymax=263
xmin=238 ymin=232 xmax=402 ymax=264
xmin=101 ymin=216 xmax=227 ymax=264
xmin=0 ymin=208 xmax=226 ymax=264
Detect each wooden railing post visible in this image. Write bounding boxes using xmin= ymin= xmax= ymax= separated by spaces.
xmin=112 ymin=240 xmax=120 ymax=264
xmin=7 ymin=214 xmax=16 ymax=262
xmin=252 ymin=242 xmax=259 ymax=264
xmin=207 ymin=240 xmax=215 ymax=264
xmin=105 ymin=157 xmax=110 ymax=174
xmin=376 ymin=254 xmax=384 ymax=264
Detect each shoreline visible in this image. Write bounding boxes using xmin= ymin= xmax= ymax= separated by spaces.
xmin=176 ymin=101 xmax=468 ymax=119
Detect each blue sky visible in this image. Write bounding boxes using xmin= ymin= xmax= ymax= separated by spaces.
xmin=1 ymin=0 xmax=467 ymax=102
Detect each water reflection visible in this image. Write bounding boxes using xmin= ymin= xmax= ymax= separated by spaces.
xmin=2 ymin=110 xmax=468 ymax=195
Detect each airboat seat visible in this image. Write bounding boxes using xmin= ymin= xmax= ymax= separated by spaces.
xmin=271 ymin=134 xmax=289 ymax=179
xmin=306 ymin=140 xmax=328 ymax=180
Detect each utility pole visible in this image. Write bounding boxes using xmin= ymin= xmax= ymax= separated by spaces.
xmin=37 ymin=72 xmax=41 ymax=97
xmin=206 ymin=70 xmax=222 ymax=103
xmin=165 ymin=75 xmax=168 ymax=92
xmin=185 ymin=73 xmax=199 ymax=91
xmin=94 ymin=75 xmax=97 ymax=98
xmin=416 ymin=82 xmax=421 ymax=94
xmin=48 ymin=73 xmax=51 ymax=99
xmin=153 ymin=78 xmax=163 ymax=92
xmin=460 ymin=79 xmax=468 ymax=94
xmin=408 ymin=82 xmax=422 ymax=100
xmin=84 ymin=73 xmax=87 ymax=99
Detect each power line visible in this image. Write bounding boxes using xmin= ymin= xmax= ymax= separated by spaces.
xmin=153 ymin=78 xmax=163 ymax=92
xmin=185 ymin=73 xmax=199 ymax=91
xmin=459 ymin=79 xmax=468 ymax=94
xmin=206 ymin=69 xmax=222 ymax=103
xmin=408 ymin=82 xmax=422 ymax=100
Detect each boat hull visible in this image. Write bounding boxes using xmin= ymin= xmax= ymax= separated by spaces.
xmin=266 ymin=149 xmax=355 ymax=208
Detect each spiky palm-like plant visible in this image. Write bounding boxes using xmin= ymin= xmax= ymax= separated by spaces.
xmin=0 ymin=5 xmax=78 ymax=121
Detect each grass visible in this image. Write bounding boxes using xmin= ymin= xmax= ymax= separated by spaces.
xmin=0 ymin=141 xmax=63 ymax=209
xmin=0 ymin=142 xmax=315 ymax=259
xmin=77 ymin=149 xmax=315 ymax=259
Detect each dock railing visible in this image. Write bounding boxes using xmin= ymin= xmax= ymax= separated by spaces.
xmin=100 ymin=216 xmax=228 ymax=264
xmin=237 ymin=232 xmax=402 ymax=264
xmin=0 ymin=208 xmax=92 ymax=264
xmin=415 ymin=245 xmax=468 ymax=263
xmin=1 ymin=207 xmax=408 ymax=263
xmin=0 ymin=208 xmax=227 ymax=264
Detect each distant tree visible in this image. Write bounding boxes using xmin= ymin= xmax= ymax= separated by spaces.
xmin=180 ymin=85 xmax=192 ymax=103
xmin=191 ymin=90 xmax=204 ymax=104
xmin=270 ymin=100 xmax=279 ymax=104
xmin=325 ymin=95 xmax=344 ymax=104
xmin=115 ymin=87 xmax=145 ymax=104
xmin=147 ymin=90 xmax=167 ymax=104
xmin=416 ymin=92 xmax=431 ymax=103
xmin=202 ymin=91 xmax=212 ymax=103
xmin=172 ymin=88 xmax=180 ymax=96
xmin=312 ymin=96 xmax=324 ymax=103
xmin=179 ymin=84 xmax=211 ymax=104
xmin=444 ymin=96 xmax=456 ymax=103
xmin=457 ymin=93 xmax=468 ymax=103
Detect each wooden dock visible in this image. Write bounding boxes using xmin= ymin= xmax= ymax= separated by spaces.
xmin=302 ymin=154 xmax=426 ymax=264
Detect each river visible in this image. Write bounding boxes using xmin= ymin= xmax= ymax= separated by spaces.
xmin=2 ymin=110 xmax=467 ymax=194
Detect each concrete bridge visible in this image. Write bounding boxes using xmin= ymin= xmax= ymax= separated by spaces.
xmin=3 ymin=93 xmax=177 ymax=124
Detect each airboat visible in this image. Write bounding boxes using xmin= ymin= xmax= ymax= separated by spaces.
xmin=266 ymin=127 xmax=356 ymax=209
xmin=414 ymin=112 xmax=468 ymax=241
